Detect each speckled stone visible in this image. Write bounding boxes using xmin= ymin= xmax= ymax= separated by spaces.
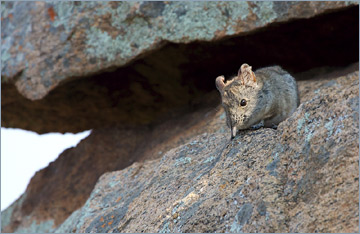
xmin=2 ymin=70 xmax=358 ymax=233
xmin=51 ymin=70 xmax=358 ymax=233
xmin=2 ymin=2 xmax=358 ymax=134
xmin=1 ymin=1 xmax=356 ymax=100
xmin=1 ymin=2 xmax=358 ymax=232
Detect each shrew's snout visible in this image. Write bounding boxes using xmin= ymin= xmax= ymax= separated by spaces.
xmin=231 ymin=126 xmax=237 ymax=139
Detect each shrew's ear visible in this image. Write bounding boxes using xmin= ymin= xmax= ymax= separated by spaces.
xmin=238 ymin=63 xmax=257 ymax=87
xmin=215 ymin=76 xmax=226 ymax=93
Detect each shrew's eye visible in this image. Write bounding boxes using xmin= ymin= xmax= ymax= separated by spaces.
xmin=240 ymin=99 xmax=247 ymax=106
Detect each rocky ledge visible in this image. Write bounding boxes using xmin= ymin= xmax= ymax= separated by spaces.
xmin=56 ymin=70 xmax=359 ymax=233
xmin=2 ymin=67 xmax=358 ymax=233
xmin=1 ymin=1 xmax=359 ymax=233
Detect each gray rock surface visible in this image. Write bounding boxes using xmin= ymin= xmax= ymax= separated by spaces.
xmin=55 ymin=70 xmax=359 ymax=233
xmin=1 ymin=2 xmax=358 ymax=233
xmin=2 ymin=2 xmax=358 ymax=133
xmin=1 ymin=1 xmax=354 ymax=100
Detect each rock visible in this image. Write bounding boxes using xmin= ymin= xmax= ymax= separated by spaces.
xmin=1 ymin=1 xmax=354 ymax=98
xmin=1 ymin=2 xmax=359 ymax=233
xmin=52 ymin=70 xmax=358 ymax=233
xmin=3 ymin=68 xmax=356 ymax=233
xmin=1 ymin=2 xmax=358 ymax=133
xmin=0 ymin=101 xmax=223 ymax=233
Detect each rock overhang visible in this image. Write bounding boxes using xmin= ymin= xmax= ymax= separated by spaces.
xmin=1 ymin=2 xmax=359 ymax=233
xmin=1 ymin=2 xmax=358 ymax=134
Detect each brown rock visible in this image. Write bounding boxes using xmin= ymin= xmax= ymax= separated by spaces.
xmin=1 ymin=68 xmax=351 ymax=233
xmin=1 ymin=2 xmax=358 ymax=233
xmin=2 ymin=69 xmax=358 ymax=233
xmin=52 ymin=70 xmax=358 ymax=233
xmin=1 ymin=99 xmax=222 ymax=233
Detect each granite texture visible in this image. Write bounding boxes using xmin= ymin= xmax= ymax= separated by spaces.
xmin=1 ymin=2 xmax=358 ymax=133
xmin=2 ymin=1 xmax=355 ymax=100
xmin=2 ymin=70 xmax=358 ymax=233
xmin=1 ymin=2 xmax=358 ymax=233
xmin=55 ymin=71 xmax=359 ymax=233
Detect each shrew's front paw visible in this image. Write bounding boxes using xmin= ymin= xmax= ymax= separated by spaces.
xmin=250 ymin=120 xmax=264 ymax=130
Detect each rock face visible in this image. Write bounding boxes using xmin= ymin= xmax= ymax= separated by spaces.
xmin=1 ymin=2 xmax=359 ymax=233
xmin=2 ymin=2 xmax=358 ymax=133
xmin=1 ymin=1 xmax=354 ymax=99
xmin=55 ymin=70 xmax=359 ymax=233
xmin=2 ymin=67 xmax=358 ymax=233
xmin=1 ymin=99 xmax=221 ymax=233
